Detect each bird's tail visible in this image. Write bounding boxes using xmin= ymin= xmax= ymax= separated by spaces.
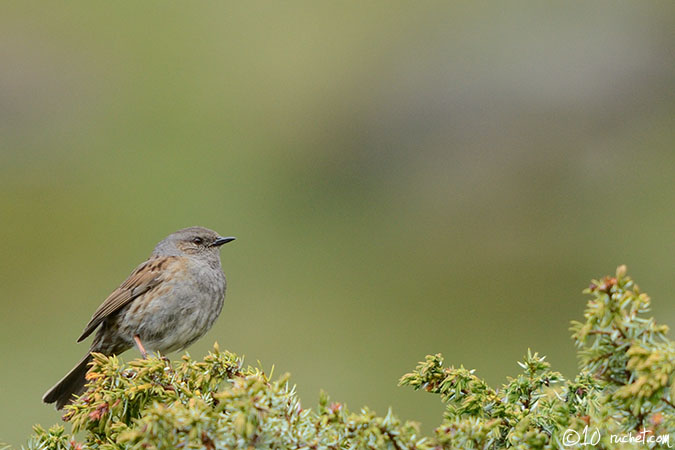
xmin=42 ymin=353 xmax=93 ymax=410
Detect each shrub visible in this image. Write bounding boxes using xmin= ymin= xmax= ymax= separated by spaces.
xmin=26 ymin=266 xmax=674 ymax=449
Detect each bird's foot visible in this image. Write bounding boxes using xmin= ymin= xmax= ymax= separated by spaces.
xmin=133 ymin=335 xmax=148 ymax=359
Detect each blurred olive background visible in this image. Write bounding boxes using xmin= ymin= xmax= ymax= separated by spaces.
xmin=1 ymin=1 xmax=674 ymax=446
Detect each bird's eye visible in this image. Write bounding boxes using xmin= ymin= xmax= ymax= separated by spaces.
xmin=192 ymin=237 xmax=203 ymax=245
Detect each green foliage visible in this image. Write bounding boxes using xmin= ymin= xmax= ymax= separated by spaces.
xmin=28 ymin=347 xmax=428 ymax=450
xmin=27 ymin=267 xmax=674 ymax=449
xmin=400 ymin=266 xmax=674 ymax=449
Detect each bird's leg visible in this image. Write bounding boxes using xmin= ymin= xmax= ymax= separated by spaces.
xmin=133 ymin=335 xmax=148 ymax=359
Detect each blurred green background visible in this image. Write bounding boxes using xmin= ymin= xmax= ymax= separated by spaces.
xmin=1 ymin=1 xmax=674 ymax=446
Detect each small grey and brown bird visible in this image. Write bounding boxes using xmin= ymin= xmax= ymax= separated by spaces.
xmin=42 ymin=226 xmax=235 ymax=409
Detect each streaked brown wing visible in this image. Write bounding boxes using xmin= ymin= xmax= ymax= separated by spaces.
xmin=77 ymin=256 xmax=177 ymax=342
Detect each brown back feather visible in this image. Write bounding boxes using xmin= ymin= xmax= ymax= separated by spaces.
xmin=77 ymin=256 xmax=177 ymax=342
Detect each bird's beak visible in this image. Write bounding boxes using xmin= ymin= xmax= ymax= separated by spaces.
xmin=211 ymin=237 xmax=236 ymax=247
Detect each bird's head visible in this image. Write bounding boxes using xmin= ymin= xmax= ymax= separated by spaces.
xmin=154 ymin=226 xmax=235 ymax=258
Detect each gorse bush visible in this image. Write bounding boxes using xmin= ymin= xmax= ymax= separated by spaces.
xmin=26 ymin=266 xmax=674 ymax=449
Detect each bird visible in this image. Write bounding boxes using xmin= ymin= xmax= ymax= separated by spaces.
xmin=42 ymin=226 xmax=235 ymax=410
